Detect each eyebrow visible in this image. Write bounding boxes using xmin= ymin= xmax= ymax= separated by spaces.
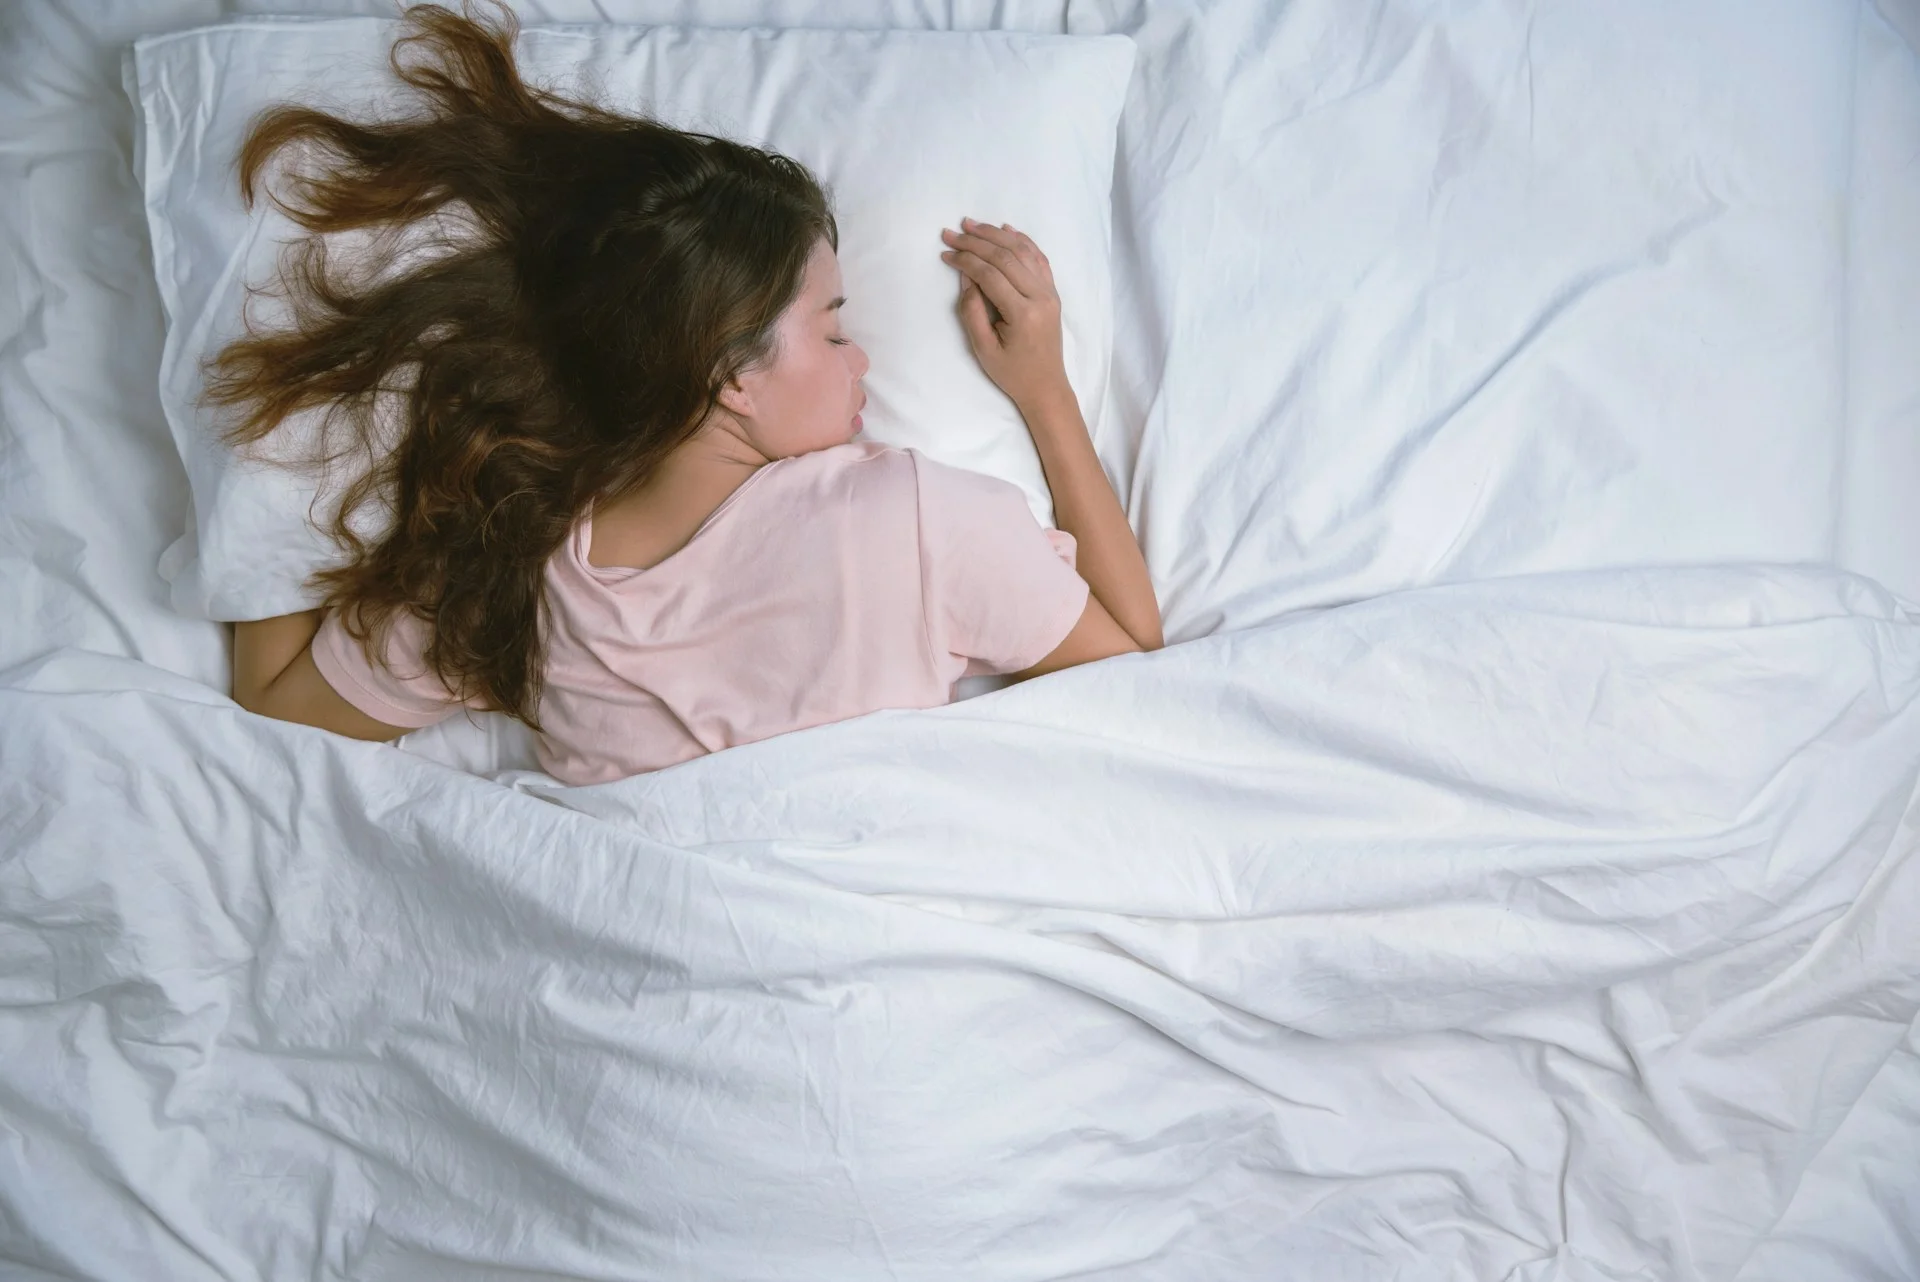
xmin=822 ymin=296 xmax=846 ymax=312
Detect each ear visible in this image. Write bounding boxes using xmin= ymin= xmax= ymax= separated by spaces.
xmin=714 ymin=372 xmax=754 ymax=420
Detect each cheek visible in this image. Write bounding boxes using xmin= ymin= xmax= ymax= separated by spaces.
xmin=763 ymin=353 xmax=852 ymax=454
xmin=809 ymin=353 xmax=852 ymax=414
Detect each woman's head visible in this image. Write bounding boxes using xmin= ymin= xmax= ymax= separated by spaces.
xmin=202 ymin=0 xmax=844 ymax=725
xmin=707 ymin=235 xmax=870 ymax=462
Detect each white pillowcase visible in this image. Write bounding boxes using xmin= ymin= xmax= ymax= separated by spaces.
xmin=127 ymin=18 xmax=1136 ymax=620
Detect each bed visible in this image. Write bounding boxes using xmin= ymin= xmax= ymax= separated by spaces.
xmin=3 ymin=0 xmax=1918 ymax=1278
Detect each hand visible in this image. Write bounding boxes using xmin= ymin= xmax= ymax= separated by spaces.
xmin=940 ymin=218 xmax=1070 ymax=412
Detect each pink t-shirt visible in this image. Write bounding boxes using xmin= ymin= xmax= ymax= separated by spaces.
xmin=311 ymin=440 xmax=1089 ymax=784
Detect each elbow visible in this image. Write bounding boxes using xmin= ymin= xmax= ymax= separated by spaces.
xmin=232 ymin=683 xmax=274 ymax=719
xmin=1132 ymin=597 xmax=1165 ymax=653
xmin=231 ymin=678 xmax=265 ymax=716
xmin=231 ymin=670 xmax=291 ymax=721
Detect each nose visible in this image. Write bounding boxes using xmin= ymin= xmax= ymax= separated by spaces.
xmin=851 ymin=341 xmax=871 ymax=381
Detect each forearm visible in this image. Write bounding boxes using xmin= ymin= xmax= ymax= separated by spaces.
xmin=231 ymin=609 xmax=325 ymax=706
xmin=1018 ymin=385 xmax=1163 ymax=651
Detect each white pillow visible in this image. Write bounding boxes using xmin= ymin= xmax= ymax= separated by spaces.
xmin=127 ymin=18 xmax=1136 ymax=620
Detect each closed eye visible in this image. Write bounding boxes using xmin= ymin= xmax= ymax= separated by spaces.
xmin=828 ymin=337 xmax=851 ymax=346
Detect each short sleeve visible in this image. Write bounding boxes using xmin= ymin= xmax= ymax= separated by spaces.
xmin=310 ymin=605 xmax=469 ymax=730
xmin=912 ymin=452 xmax=1091 ymax=675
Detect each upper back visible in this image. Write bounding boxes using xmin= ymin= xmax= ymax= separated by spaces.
xmin=538 ymin=440 xmax=936 ymax=781
xmin=312 ymin=439 xmax=1089 ymax=784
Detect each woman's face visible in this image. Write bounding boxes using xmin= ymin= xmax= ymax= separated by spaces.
xmin=718 ymin=236 xmax=870 ymax=460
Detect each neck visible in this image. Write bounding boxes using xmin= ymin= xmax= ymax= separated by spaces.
xmin=676 ymin=412 xmax=771 ymax=472
xmin=602 ymin=413 xmax=766 ymax=529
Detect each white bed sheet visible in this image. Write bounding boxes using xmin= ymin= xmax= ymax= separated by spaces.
xmin=1840 ymin=0 xmax=1920 ymax=606
xmin=1075 ymin=0 xmax=1914 ymax=636
xmin=4 ymin=1 xmax=1920 ymax=1279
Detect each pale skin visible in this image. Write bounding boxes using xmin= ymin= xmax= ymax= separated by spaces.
xmin=231 ymin=218 xmax=1162 ymax=739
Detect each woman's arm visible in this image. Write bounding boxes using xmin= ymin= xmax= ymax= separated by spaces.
xmin=232 ymin=611 xmax=410 ymax=741
xmin=1014 ymin=384 xmax=1164 ymax=652
xmin=941 ymin=217 xmax=1163 ymax=653
xmin=231 ymin=610 xmax=324 ymax=708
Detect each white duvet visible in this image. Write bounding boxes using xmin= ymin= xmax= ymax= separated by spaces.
xmin=6 ymin=0 xmax=1920 ymax=1278
xmin=3 ymin=567 xmax=1918 ymax=1280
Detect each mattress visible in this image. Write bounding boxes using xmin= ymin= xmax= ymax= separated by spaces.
xmin=2 ymin=1 xmax=1917 ymax=1278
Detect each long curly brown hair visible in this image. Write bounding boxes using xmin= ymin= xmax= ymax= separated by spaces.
xmin=202 ymin=0 xmax=837 ymax=727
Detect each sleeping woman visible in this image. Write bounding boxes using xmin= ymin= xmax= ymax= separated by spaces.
xmin=221 ymin=1 xmax=1162 ymax=786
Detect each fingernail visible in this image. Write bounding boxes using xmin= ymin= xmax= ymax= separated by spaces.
xmin=962 ymin=216 xmax=975 ymax=227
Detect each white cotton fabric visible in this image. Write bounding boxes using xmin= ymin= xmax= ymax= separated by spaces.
xmin=1073 ymin=0 xmax=1909 ymax=636
xmin=4 ymin=566 xmax=1920 ymax=1281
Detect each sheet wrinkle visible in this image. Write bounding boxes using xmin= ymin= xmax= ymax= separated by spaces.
xmin=379 ymin=1044 xmax=643 ymax=1224
xmin=1362 ymin=200 xmax=1728 ymax=516
xmin=1244 ymin=0 xmax=1410 ymax=138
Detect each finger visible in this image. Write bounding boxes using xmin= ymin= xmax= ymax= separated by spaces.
xmin=956 ymin=279 xmax=998 ymax=351
xmin=999 ymin=224 xmax=1056 ymax=282
xmin=943 ymin=224 xmax=1041 ymax=297
xmin=941 ymin=248 xmax=1025 ymax=322
xmin=976 ymin=220 xmax=1052 ymax=277
xmin=960 ymin=227 xmax=1043 ymax=296
xmin=963 ymin=276 xmax=1007 ymax=328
